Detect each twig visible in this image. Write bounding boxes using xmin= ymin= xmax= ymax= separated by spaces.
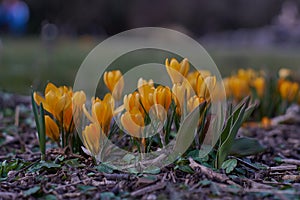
xmin=103 ymin=173 xmax=132 ymax=180
xmin=14 ymin=106 xmax=20 ymax=127
xmin=262 ymin=180 xmax=292 ymax=186
xmin=91 ymin=179 xmax=117 ymax=186
xmin=242 ymin=178 xmax=273 ymax=189
xmin=244 ymin=188 xmax=299 ymax=195
xmin=229 ymin=156 xmax=260 ymax=171
xmin=188 ymin=158 xmax=240 ymax=187
xmin=269 ymin=165 xmax=297 ymax=172
xmin=281 ymin=158 xmax=300 ymax=166
xmin=131 ymin=182 xmax=166 ymax=197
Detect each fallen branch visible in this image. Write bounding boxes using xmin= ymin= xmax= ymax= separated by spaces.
xmin=281 ymin=158 xmax=300 ymax=166
xmin=131 ymin=182 xmax=166 ymax=197
xmin=188 ymin=158 xmax=240 ymax=187
xmin=269 ymin=165 xmax=297 ymax=172
xmin=103 ymin=173 xmax=132 ymax=180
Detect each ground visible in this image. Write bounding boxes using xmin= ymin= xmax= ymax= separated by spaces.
xmin=0 ymin=92 xmax=299 ymax=200
xmin=1 ymin=36 xmax=300 ymax=199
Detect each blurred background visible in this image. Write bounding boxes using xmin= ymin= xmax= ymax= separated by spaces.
xmin=1 ymin=0 xmax=300 ymax=94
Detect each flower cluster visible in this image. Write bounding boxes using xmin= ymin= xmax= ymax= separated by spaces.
xmin=34 ymin=83 xmax=86 ymax=148
xmin=33 ymin=58 xmax=219 ymax=159
xmin=223 ymin=69 xmax=265 ymax=102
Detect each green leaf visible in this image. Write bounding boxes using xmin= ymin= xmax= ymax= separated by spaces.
xmin=23 ymin=186 xmax=40 ymax=197
xmin=44 ymin=194 xmax=57 ymax=200
xmin=229 ymin=137 xmax=265 ymax=157
xmin=242 ymin=102 xmax=256 ymax=123
xmin=64 ymin=158 xmax=84 ymax=167
xmin=77 ymin=185 xmax=96 ymax=192
xmin=40 ymin=161 xmax=61 ymax=169
xmin=95 ymin=163 xmax=114 ymax=174
xmin=39 ymin=103 xmax=46 ymax=156
xmin=29 ymin=161 xmax=60 ymax=172
xmin=122 ymin=154 xmax=135 ymax=163
xmin=187 ymin=150 xmax=200 ymax=159
xmin=143 ymin=166 xmax=160 ymax=174
xmin=177 ymin=165 xmax=194 ymax=174
xmin=216 ymin=97 xmax=250 ymax=168
xmin=100 ymin=192 xmax=116 ymax=199
xmin=174 ymin=101 xmax=206 ymax=154
xmin=31 ymin=91 xmax=40 ymax=134
xmin=127 ymin=168 xmax=139 ymax=174
xmin=199 ymin=179 xmax=211 ymax=186
xmin=221 ymin=159 xmax=237 ymax=173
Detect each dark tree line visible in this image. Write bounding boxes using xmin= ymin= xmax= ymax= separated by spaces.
xmin=24 ymin=0 xmax=289 ymax=36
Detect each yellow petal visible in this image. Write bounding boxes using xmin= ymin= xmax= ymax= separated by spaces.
xmin=45 ymin=115 xmax=60 ymax=141
xmin=82 ymin=123 xmax=101 ymax=155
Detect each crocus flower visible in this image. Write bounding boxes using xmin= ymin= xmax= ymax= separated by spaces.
xmin=64 ymin=91 xmax=87 ymax=132
xmin=165 ymin=58 xmax=190 ymax=84
xmin=104 ymin=70 xmax=124 ymax=101
xmin=123 ymin=92 xmax=143 ymax=114
xmin=172 ymin=83 xmax=189 ymax=115
xmin=82 ymin=122 xmax=102 ymax=155
xmin=196 ymin=76 xmax=216 ymax=102
xmin=153 ymin=86 xmax=172 ymax=121
xmin=226 ymin=77 xmax=250 ymax=102
xmin=34 ymin=82 xmax=72 ymax=123
xmin=121 ymin=107 xmax=145 ymax=138
xmin=279 ymin=80 xmax=299 ymax=102
xmin=252 ymin=77 xmax=265 ymax=98
xmin=137 ymin=78 xmax=155 ymax=113
xmin=45 ymin=115 xmax=60 ymax=142
xmin=237 ymin=69 xmax=256 ymax=83
xmin=83 ymin=93 xmax=114 ymax=135
xmin=187 ymin=95 xmax=205 ymax=113
xmin=187 ymin=70 xmax=211 ymax=93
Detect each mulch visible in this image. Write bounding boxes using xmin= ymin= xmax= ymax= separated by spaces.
xmin=0 ymin=92 xmax=299 ymax=200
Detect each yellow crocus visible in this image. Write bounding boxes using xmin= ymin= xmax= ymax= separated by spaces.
xmin=172 ymin=83 xmax=189 ymax=115
xmin=153 ymin=86 xmax=172 ymax=121
xmin=228 ymin=77 xmax=250 ymax=102
xmin=45 ymin=115 xmax=60 ymax=142
xmin=91 ymin=93 xmax=114 ymax=135
xmin=137 ymin=78 xmax=154 ymax=89
xmin=121 ymin=108 xmax=145 ymax=138
xmin=166 ymin=58 xmax=190 ymax=84
xmin=223 ymin=78 xmax=231 ymax=98
xmin=252 ymin=77 xmax=265 ymax=98
xmin=104 ymin=70 xmax=124 ymax=101
xmin=187 ymin=95 xmax=205 ymax=113
xmin=237 ymin=69 xmax=256 ymax=83
xmin=279 ymin=81 xmax=299 ymax=102
xmin=187 ymin=70 xmax=211 ymax=93
xmin=196 ymin=76 xmax=216 ymax=102
xmin=82 ymin=122 xmax=102 ymax=155
xmin=34 ymin=82 xmax=72 ymax=123
xmin=123 ymin=92 xmax=143 ymax=114
xmin=64 ymin=90 xmax=86 ymax=132
xmin=137 ymin=80 xmax=155 ymax=113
